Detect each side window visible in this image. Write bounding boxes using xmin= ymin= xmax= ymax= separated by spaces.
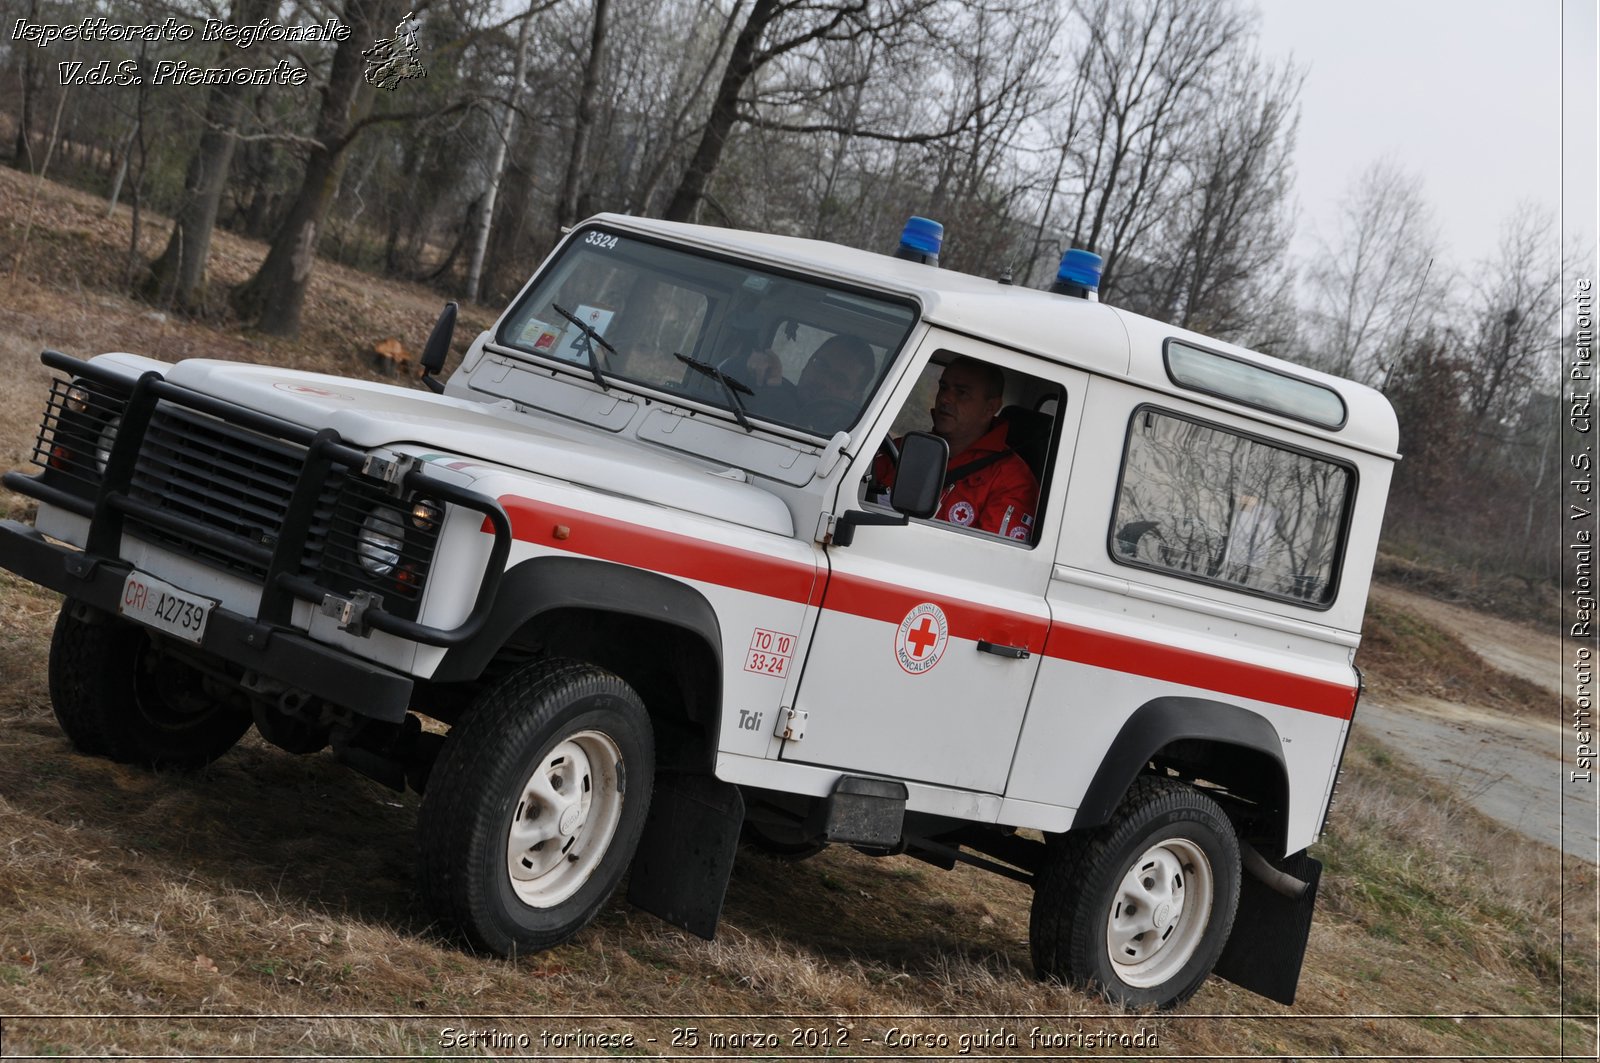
xmin=1111 ymin=407 xmax=1354 ymax=605
xmin=871 ymin=353 xmax=1063 ymax=545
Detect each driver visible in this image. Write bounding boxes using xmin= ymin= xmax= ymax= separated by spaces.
xmin=874 ymin=357 xmax=1037 ymax=540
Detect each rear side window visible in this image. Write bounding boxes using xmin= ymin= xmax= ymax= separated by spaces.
xmin=1110 ymin=407 xmax=1354 ymax=606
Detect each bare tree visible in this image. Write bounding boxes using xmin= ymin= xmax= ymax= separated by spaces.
xmin=146 ymin=0 xmax=278 ymax=313
xmin=662 ymin=0 xmax=941 ymax=224
xmin=464 ymin=6 xmax=536 ymax=304
xmin=1051 ymin=0 xmax=1251 ymax=296
xmin=1302 ymin=160 xmax=1445 ymax=385
xmin=1115 ymin=53 xmax=1303 ymax=349
xmin=1459 ymin=204 xmax=1567 ymax=427
xmin=554 ymin=0 xmax=611 ymax=229
xmin=9 ymin=0 xmax=44 ymax=170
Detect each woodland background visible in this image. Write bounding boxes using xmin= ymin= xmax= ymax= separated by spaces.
xmin=0 ymin=0 xmax=1580 ymax=593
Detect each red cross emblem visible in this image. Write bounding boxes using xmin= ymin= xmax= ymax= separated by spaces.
xmin=906 ymin=616 xmax=939 ymax=658
xmin=895 ymin=602 xmax=949 ymax=674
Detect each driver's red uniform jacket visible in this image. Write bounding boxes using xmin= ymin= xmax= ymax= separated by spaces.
xmin=873 ymin=421 xmax=1038 ymax=540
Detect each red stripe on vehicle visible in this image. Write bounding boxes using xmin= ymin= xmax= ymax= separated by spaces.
xmin=821 ymin=571 xmax=1049 ymax=652
xmin=495 ymin=495 xmax=1355 ymax=719
xmin=496 ymin=495 xmax=823 ymax=605
xmin=1043 ymin=623 xmax=1357 ymax=720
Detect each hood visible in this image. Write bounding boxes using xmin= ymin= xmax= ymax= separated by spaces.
xmin=160 ymin=360 xmax=795 ymax=537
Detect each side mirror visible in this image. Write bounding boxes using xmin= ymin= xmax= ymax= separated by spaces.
xmin=419 ymin=301 xmax=457 ymax=394
xmin=831 ymin=431 xmax=949 ymax=547
xmin=889 ymin=431 xmax=948 ymax=519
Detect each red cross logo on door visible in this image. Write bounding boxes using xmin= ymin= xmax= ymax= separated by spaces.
xmin=895 ymin=602 xmax=949 ymax=674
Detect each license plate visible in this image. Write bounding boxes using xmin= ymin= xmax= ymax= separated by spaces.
xmin=119 ymin=570 xmax=216 ymax=644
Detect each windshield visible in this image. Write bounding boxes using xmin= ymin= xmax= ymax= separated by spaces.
xmin=495 ymin=226 xmax=918 ymax=437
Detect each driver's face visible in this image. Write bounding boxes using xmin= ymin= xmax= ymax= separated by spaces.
xmin=931 ymin=361 xmax=1001 ymax=448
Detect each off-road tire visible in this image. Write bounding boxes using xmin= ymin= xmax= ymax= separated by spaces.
xmin=417 ymin=658 xmax=654 ymax=957
xmin=48 ymin=600 xmax=251 ymax=769
xmin=1030 ymin=775 xmax=1240 ymax=1009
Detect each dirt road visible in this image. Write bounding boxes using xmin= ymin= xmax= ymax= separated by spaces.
xmin=1359 ymin=586 xmax=1594 ymax=861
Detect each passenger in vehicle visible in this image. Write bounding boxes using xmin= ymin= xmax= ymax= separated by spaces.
xmin=875 ymin=357 xmax=1038 ymax=540
xmin=736 ymin=334 xmax=876 ymax=428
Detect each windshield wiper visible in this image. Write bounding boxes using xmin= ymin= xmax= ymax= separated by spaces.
xmin=675 ymin=352 xmax=754 ymax=432
xmin=551 ymin=302 xmax=616 ymax=391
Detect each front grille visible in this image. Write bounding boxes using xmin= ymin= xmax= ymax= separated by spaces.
xmin=119 ymin=403 xmax=435 ymax=619
xmin=128 ymin=405 xmax=312 ymax=580
xmin=26 ymin=366 xmax=447 ymax=626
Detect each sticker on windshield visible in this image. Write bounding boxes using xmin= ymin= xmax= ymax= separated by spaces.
xmin=551 ymin=304 xmax=613 ymax=362
xmin=895 ymin=602 xmax=949 ymax=675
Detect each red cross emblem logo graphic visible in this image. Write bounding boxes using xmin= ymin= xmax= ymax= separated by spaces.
xmin=895 ymin=602 xmax=949 ymax=675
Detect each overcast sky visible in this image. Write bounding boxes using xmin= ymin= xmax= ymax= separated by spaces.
xmin=1252 ymin=0 xmax=1596 ymax=281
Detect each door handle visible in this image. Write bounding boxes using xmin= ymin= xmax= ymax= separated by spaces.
xmin=976 ymin=640 xmax=1030 ymax=659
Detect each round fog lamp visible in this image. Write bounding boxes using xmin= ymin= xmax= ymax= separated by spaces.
xmin=357 ymin=507 xmax=406 ymax=576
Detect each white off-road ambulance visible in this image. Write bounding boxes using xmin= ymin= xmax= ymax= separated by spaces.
xmin=0 ymin=214 xmax=1396 ymax=1008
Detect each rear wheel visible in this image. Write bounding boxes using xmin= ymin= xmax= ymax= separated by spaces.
xmin=417 ymin=659 xmax=654 ymax=956
xmin=1030 ymin=776 xmax=1240 ymax=1009
xmin=48 ymin=600 xmax=250 ymax=769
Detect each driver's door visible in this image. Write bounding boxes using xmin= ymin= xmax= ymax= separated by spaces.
xmin=782 ymin=344 xmax=1086 ymax=795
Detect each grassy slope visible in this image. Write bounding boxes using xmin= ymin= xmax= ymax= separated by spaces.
xmin=0 ymin=166 xmax=1592 ymax=1057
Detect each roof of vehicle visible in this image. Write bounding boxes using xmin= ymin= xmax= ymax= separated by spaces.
xmin=591 ymin=214 xmax=1401 ymax=459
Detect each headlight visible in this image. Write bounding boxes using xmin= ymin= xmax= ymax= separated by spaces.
xmin=94 ymin=415 xmax=122 ymax=471
xmin=356 ymin=507 xmax=407 ymax=576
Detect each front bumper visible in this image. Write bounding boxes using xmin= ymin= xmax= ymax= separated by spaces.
xmin=1 ymin=519 xmax=415 ymax=721
xmin=2 ymin=349 xmax=515 ymax=723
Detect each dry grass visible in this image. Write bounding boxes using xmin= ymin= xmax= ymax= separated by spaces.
xmin=0 ymin=168 xmax=1593 ymax=1056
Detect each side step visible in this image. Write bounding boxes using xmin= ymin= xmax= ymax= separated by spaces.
xmin=809 ymin=775 xmax=907 ymax=851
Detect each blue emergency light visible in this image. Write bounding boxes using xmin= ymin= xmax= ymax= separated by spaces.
xmin=1051 ymin=248 xmax=1103 ymax=300
xmin=894 ymin=216 xmax=943 ymax=266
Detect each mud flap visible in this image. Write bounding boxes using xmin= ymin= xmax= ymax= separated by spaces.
xmin=626 ymin=772 xmax=744 ymax=940
xmin=1214 ymin=851 xmax=1322 ymax=1005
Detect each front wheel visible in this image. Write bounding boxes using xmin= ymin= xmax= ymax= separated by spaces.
xmin=417 ymin=659 xmax=654 ymax=956
xmin=48 ymin=600 xmax=251 ymax=769
xmin=1030 ymin=776 xmax=1240 ymax=1009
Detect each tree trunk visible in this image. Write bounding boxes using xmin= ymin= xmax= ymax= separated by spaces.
xmin=11 ymin=0 xmax=41 ymax=169
xmin=663 ymin=0 xmax=779 ymax=223
xmin=147 ymin=0 xmax=277 ymax=313
xmin=554 ymin=0 xmax=610 ymax=230
xmin=232 ymin=0 xmax=393 ymax=336
xmin=465 ymin=7 xmax=535 ymax=303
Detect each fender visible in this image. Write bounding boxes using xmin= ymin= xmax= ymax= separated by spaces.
xmin=1074 ymin=696 xmax=1288 ymax=830
xmin=430 ymin=555 xmax=723 ymax=684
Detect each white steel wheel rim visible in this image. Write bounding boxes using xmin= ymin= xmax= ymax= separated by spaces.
xmin=504 ymin=730 xmax=625 ymax=907
xmin=1105 ymin=837 xmax=1214 ymax=988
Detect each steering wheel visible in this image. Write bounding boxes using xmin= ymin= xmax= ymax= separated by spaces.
xmin=863 ymin=435 xmax=900 ymax=500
